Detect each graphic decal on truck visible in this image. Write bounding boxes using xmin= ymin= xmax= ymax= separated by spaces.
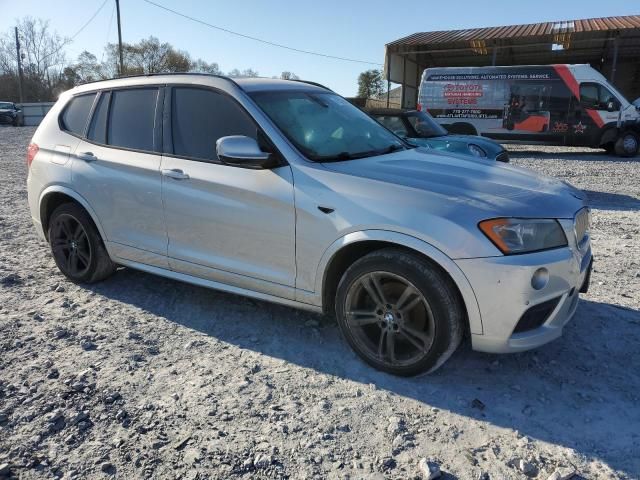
xmin=418 ymin=65 xmax=630 ymax=146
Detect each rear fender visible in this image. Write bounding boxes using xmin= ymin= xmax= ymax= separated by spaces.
xmin=39 ymin=185 xmax=108 ymax=244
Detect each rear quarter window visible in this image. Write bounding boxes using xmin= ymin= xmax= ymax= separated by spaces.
xmin=60 ymin=93 xmax=96 ymax=136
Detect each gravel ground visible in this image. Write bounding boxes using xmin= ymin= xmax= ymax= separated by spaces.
xmin=0 ymin=126 xmax=639 ymax=480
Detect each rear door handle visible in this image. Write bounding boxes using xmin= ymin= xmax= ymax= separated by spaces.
xmin=78 ymin=151 xmax=96 ymax=162
xmin=161 ymin=168 xmax=190 ymax=180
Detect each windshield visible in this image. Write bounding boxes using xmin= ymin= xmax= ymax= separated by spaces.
xmin=406 ymin=111 xmax=448 ymax=138
xmin=250 ymin=91 xmax=407 ymax=161
xmin=0 ymin=102 xmax=15 ymax=109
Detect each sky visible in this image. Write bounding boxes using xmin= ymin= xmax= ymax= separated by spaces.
xmin=1 ymin=0 xmax=638 ymax=96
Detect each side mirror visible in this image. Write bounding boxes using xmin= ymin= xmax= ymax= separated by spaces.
xmin=216 ymin=135 xmax=279 ymax=169
xmin=606 ymin=101 xmax=616 ymax=112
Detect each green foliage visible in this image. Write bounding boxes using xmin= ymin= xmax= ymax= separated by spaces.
xmin=357 ymin=69 xmax=385 ymax=99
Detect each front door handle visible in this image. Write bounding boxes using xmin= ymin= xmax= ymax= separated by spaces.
xmin=161 ymin=168 xmax=190 ymax=180
xmin=78 ymin=151 xmax=96 ymax=162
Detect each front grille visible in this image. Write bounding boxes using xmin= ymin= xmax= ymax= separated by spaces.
xmin=513 ymin=296 xmax=562 ymax=333
xmin=574 ymin=208 xmax=590 ymax=247
xmin=496 ymin=151 xmax=510 ymax=163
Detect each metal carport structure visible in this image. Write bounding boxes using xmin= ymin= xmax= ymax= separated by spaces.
xmin=384 ymin=15 xmax=640 ymax=109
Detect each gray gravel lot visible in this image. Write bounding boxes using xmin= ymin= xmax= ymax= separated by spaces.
xmin=0 ymin=126 xmax=639 ymax=479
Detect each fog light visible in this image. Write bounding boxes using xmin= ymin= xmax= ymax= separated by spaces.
xmin=531 ymin=268 xmax=549 ymax=290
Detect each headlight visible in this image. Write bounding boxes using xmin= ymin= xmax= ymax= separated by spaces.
xmin=468 ymin=144 xmax=487 ymax=157
xmin=479 ymin=218 xmax=567 ymax=254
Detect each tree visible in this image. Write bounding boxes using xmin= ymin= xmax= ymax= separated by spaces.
xmin=280 ymin=71 xmax=299 ymax=80
xmin=190 ymin=59 xmax=221 ymax=75
xmin=69 ymin=51 xmax=105 ymax=83
xmin=0 ymin=17 xmax=67 ymax=101
xmin=228 ymin=68 xmax=259 ymax=78
xmin=0 ymin=20 xmax=270 ymax=102
xmin=357 ymin=69 xmax=385 ymax=99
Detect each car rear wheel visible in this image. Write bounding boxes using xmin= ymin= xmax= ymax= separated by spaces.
xmin=614 ymin=131 xmax=639 ymax=157
xmin=335 ymin=248 xmax=464 ymax=376
xmin=48 ymin=203 xmax=116 ymax=283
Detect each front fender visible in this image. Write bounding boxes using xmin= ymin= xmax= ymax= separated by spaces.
xmin=314 ymin=229 xmax=483 ymax=335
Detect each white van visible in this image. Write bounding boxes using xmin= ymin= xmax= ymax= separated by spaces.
xmin=418 ymin=64 xmax=640 ymax=156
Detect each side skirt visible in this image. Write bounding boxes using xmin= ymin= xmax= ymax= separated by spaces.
xmin=113 ymin=257 xmax=323 ymax=314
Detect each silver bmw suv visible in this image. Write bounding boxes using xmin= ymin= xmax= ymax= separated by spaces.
xmin=26 ymin=74 xmax=592 ymax=375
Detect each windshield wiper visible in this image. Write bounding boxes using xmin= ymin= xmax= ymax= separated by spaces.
xmin=321 ymin=144 xmax=406 ymax=162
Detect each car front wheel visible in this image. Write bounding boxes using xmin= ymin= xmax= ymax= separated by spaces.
xmin=335 ymin=248 xmax=464 ymax=376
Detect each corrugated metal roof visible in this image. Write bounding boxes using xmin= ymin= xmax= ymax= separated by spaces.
xmin=387 ymin=15 xmax=640 ymax=47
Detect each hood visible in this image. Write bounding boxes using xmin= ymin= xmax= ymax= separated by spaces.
xmin=321 ymin=148 xmax=586 ymax=219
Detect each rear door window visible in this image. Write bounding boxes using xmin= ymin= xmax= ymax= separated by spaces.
xmin=169 ymin=86 xmax=257 ymax=161
xmin=61 ymin=93 xmax=96 ymax=136
xmin=107 ymin=88 xmax=158 ymax=151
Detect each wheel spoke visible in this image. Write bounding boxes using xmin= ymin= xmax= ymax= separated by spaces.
xmin=361 ymin=274 xmax=386 ymax=306
xmin=60 ymin=219 xmax=73 ymax=239
xmin=370 ymin=274 xmax=387 ymax=305
xmin=76 ymin=248 xmax=90 ymax=267
xmin=65 ymin=251 xmax=74 ymax=271
xmin=399 ymin=295 xmax=423 ymax=316
xmin=386 ymin=331 xmax=396 ymax=363
xmin=73 ymin=222 xmax=84 ymax=241
xmin=377 ymin=329 xmax=387 ymax=358
xmin=399 ymin=324 xmax=431 ymax=352
xmin=52 ymin=238 xmax=67 ymax=249
xmin=346 ymin=310 xmax=378 ymax=327
xmin=396 ymin=284 xmax=419 ymax=311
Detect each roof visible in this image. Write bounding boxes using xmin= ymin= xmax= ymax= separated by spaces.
xmin=387 ymin=15 xmax=640 ymax=47
xmin=233 ymin=77 xmax=331 ymax=92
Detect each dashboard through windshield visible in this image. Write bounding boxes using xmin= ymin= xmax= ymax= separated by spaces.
xmin=250 ymin=90 xmax=408 ymax=161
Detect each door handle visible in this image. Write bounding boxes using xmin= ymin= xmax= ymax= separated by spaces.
xmin=78 ymin=151 xmax=96 ymax=162
xmin=161 ymin=168 xmax=190 ymax=180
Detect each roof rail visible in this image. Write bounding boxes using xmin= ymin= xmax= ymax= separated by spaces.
xmin=77 ymin=72 xmax=332 ymax=93
xmin=78 ymin=72 xmax=240 ymax=88
xmin=289 ymin=79 xmax=333 ymax=92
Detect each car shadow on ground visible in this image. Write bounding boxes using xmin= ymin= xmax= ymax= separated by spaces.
xmin=86 ymin=267 xmax=640 ymax=476
xmin=582 ymin=189 xmax=640 ymax=211
xmin=507 ymin=149 xmax=638 ymax=163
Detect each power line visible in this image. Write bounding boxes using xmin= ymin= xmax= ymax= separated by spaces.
xmin=100 ymin=1 xmax=117 ymax=64
xmin=140 ymin=0 xmax=383 ymax=66
xmin=40 ymin=0 xmax=110 ymax=64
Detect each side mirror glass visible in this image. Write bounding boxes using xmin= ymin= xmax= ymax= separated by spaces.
xmin=606 ymin=101 xmax=616 ymax=112
xmin=216 ymin=135 xmax=278 ymax=169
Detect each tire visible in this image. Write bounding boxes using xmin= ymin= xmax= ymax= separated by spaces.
xmin=48 ymin=203 xmax=116 ymax=283
xmin=335 ymin=248 xmax=464 ymax=376
xmin=614 ymin=131 xmax=639 ymax=157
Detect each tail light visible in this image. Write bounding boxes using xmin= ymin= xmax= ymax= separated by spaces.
xmin=416 ymin=103 xmax=422 ymax=111
xmin=27 ymin=143 xmax=39 ymax=168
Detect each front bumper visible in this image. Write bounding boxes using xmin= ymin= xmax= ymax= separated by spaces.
xmin=456 ymin=222 xmax=592 ymax=354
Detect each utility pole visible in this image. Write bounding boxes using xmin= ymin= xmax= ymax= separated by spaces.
xmin=115 ymin=0 xmax=124 ymax=76
xmin=14 ymin=27 xmax=24 ymax=103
